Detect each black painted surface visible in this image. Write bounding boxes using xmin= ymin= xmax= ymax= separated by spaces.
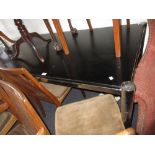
xmin=0 ymin=23 xmax=146 ymax=93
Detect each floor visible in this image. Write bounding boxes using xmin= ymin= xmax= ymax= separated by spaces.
xmin=40 ymin=88 xmax=137 ymax=134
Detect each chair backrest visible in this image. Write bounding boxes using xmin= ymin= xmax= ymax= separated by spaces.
xmin=0 ymin=67 xmax=60 ymax=107
xmin=134 ymin=19 xmax=155 ymax=134
xmin=0 ymin=80 xmax=49 ymax=135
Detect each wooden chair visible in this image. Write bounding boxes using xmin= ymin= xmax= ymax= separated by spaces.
xmin=0 ymin=67 xmax=71 ymax=117
xmin=0 ymin=80 xmax=49 ymax=135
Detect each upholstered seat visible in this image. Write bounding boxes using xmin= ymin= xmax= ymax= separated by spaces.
xmin=40 ymin=82 xmax=71 ymax=103
xmin=0 ymin=111 xmax=17 ymax=135
xmin=55 ymin=94 xmax=125 ymax=135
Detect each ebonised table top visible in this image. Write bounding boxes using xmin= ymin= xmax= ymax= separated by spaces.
xmin=0 ymin=23 xmax=147 ymax=95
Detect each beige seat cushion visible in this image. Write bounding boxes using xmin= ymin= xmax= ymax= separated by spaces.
xmin=8 ymin=124 xmax=30 ymax=135
xmin=0 ymin=111 xmax=17 ymax=135
xmin=55 ymin=94 xmax=124 ymax=135
xmin=40 ymin=82 xmax=71 ymax=102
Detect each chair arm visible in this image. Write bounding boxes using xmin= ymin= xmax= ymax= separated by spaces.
xmin=116 ymin=128 xmax=135 ymax=135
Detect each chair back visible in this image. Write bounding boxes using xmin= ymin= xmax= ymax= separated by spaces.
xmin=0 ymin=67 xmax=60 ymax=107
xmin=0 ymin=80 xmax=49 ymax=134
xmin=134 ymin=19 xmax=155 ymax=134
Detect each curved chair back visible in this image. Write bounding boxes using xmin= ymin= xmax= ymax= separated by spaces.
xmin=0 ymin=80 xmax=49 ymax=134
xmin=0 ymin=67 xmax=60 ymax=106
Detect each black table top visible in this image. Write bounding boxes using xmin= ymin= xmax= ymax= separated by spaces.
xmin=0 ymin=23 xmax=147 ymax=95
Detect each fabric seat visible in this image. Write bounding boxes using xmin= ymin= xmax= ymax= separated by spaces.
xmin=40 ymin=82 xmax=71 ymax=103
xmin=0 ymin=111 xmax=17 ymax=135
xmin=55 ymin=94 xmax=125 ymax=135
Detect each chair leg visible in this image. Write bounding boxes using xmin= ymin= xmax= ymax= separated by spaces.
xmin=126 ymin=19 xmax=130 ymax=30
xmin=67 ymin=19 xmax=78 ymax=35
xmin=52 ymin=19 xmax=70 ymax=55
xmin=112 ymin=19 xmax=121 ymax=57
xmin=86 ymin=19 xmax=93 ymax=32
xmin=121 ymin=81 xmax=136 ymax=126
xmin=43 ymin=19 xmax=62 ymax=51
xmin=80 ymin=90 xmax=86 ymax=98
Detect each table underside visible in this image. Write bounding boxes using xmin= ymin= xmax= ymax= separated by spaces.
xmin=0 ymin=23 xmax=147 ymax=95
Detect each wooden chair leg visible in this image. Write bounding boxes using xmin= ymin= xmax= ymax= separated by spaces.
xmin=126 ymin=19 xmax=130 ymax=29
xmin=86 ymin=19 xmax=93 ymax=32
xmin=43 ymin=19 xmax=62 ymax=51
xmin=52 ymin=19 xmax=70 ymax=55
xmin=112 ymin=19 xmax=121 ymax=57
xmin=67 ymin=19 xmax=78 ymax=35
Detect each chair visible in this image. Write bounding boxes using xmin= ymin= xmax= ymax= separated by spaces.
xmin=13 ymin=19 xmax=52 ymax=63
xmin=54 ymin=80 xmax=135 ymax=135
xmin=0 ymin=80 xmax=135 ymax=135
xmin=0 ymin=80 xmax=49 ymax=135
xmin=133 ymin=19 xmax=155 ymax=134
xmin=50 ymin=19 xmax=130 ymax=58
xmin=55 ymin=93 xmax=135 ymax=135
xmin=0 ymin=67 xmax=71 ymax=117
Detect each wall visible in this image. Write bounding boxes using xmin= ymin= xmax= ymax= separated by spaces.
xmin=0 ymin=19 xmax=146 ymax=40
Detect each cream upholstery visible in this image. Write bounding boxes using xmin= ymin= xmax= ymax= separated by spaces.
xmin=55 ymin=94 xmax=125 ymax=135
xmin=0 ymin=111 xmax=17 ymax=135
xmin=40 ymin=82 xmax=71 ymax=102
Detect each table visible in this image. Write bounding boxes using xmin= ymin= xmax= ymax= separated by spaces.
xmin=0 ymin=23 xmax=147 ymax=95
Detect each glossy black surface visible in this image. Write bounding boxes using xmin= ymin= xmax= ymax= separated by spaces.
xmin=0 ymin=23 xmax=146 ymax=94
